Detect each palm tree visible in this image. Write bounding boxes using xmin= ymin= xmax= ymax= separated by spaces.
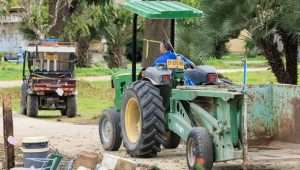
xmin=199 ymin=0 xmax=300 ymax=84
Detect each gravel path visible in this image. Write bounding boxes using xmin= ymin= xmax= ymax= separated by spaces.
xmin=1 ymin=113 xmax=300 ymax=170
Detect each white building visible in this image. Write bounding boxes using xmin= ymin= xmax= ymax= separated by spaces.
xmin=0 ymin=8 xmax=28 ymax=53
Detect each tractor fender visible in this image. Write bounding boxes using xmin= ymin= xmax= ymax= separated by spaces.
xmin=143 ymin=67 xmax=172 ymax=86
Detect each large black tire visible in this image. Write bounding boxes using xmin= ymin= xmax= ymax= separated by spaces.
xmin=20 ymin=82 xmax=28 ymax=115
xmin=121 ymin=80 xmax=165 ymax=157
xmin=99 ymin=109 xmax=122 ymax=151
xmin=66 ymin=96 xmax=77 ymax=118
xmin=26 ymin=95 xmax=38 ymax=117
xmin=163 ymin=130 xmax=181 ymax=149
xmin=186 ymin=128 xmax=214 ymax=170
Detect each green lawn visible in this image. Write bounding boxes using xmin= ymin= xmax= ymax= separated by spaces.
xmin=0 ymin=81 xmax=114 ymax=124
xmin=0 ymin=62 xmax=127 ymax=80
xmin=0 ymin=55 xmax=268 ymax=80
xmin=206 ymin=55 xmax=268 ymax=69
xmin=223 ymin=70 xmax=277 ymax=85
xmin=0 ymin=62 xmax=23 ymax=80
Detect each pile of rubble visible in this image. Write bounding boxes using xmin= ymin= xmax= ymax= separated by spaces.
xmin=74 ymin=151 xmax=151 ymax=170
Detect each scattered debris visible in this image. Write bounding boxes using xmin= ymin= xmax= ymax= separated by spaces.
xmin=101 ymin=153 xmax=137 ymax=170
xmin=73 ymin=151 xmax=100 ymax=170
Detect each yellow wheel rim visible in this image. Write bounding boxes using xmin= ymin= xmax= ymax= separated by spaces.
xmin=125 ymin=98 xmax=141 ymax=143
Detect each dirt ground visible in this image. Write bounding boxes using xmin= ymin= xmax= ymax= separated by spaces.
xmin=1 ymin=113 xmax=300 ymax=170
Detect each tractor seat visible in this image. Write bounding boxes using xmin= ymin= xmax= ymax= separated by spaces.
xmin=184 ymin=65 xmax=217 ymax=85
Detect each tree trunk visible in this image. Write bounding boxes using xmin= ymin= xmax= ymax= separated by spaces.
xmin=48 ymin=0 xmax=80 ymax=37
xmin=282 ymin=32 xmax=298 ymax=85
xmin=259 ymin=38 xmax=291 ymax=84
xmin=259 ymin=33 xmax=298 ymax=85
xmin=77 ymin=37 xmax=90 ymax=67
xmin=109 ymin=47 xmax=126 ymax=68
xmin=142 ymin=20 xmax=171 ymax=67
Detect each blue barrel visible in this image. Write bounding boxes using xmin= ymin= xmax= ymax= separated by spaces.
xmin=21 ymin=137 xmax=49 ymax=168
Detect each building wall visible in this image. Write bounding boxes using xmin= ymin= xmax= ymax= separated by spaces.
xmin=226 ymin=30 xmax=250 ymax=54
xmin=0 ymin=14 xmax=28 ymax=53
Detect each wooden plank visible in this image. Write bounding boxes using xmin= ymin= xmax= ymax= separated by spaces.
xmin=2 ymin=95 xmax=15 ymax=169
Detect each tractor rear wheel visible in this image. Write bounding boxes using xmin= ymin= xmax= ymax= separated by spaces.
xmin=99 ymin=109 xmax=122 ymax=151
xmin=186 ymin=127 xmax=213 ymax=170
xmin=163 ymin=130 xmax=181 ymax=149
xmin=26 ymin=95 xmax=38 ymax=117
xmin=121 ymin=80 xmax=165 ymax=157
xmin=66 ymin=96 xmax=77 ymax=118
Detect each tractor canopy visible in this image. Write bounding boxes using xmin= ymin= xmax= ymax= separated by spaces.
xmin=123 ymin=0 xmax=202 ymax=19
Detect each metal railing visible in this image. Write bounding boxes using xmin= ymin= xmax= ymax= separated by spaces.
xmin=0 ymin=15 xmax=22 ymax=23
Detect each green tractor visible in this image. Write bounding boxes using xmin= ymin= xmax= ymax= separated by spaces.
xmin=99 ymin=1 xmax=244 ymax=170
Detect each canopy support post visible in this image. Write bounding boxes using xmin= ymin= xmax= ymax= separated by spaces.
xmin=132 ymin=14 xmax=138 ymax=82
xmin=170 ymin=19 xmax=175 ymax=48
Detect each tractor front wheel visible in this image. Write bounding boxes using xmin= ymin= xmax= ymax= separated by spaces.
xmin=99 ymin=109 xmax=122 ymax=151
xmin=26 ymin=95 xmax=38 ymax=117
xmin=186 ymin=127 xmax=213 ymax=170
xmin=121 ymin=80 xmax=165 ymax=157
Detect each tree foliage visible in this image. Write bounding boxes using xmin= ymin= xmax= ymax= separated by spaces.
xmin=100 ymin=5 xmax=132 ymax=68
xmin=63 ymin=3 xmax=131 ymax=68
xmin=0 ymin=0 xmax=10 ymax=15
xmin=199 ymin=0 xmax=300 ymax=84
xmin=176 ymin=0 xmax=230 ymax=64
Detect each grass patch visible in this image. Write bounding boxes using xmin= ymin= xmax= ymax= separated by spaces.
xmin=206 ymin=55 xmax=268 ymax=69
xmin=76 ymin=67 xmax=127 ymax=77
xmin=0 ymin=62 xmax=128 ymax=80
xmin=0 ymin=62 xmax=23 ymax=80
xmin=0 ymin=55 xmax=269 ymax=81
xmin=0 ymin=80 xmax=114 ymax=124
xmin=223 ymin=70 xmax=277 ymax=85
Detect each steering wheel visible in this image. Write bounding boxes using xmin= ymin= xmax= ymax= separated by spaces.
xmin=176 ymin=54 xmax=195 ymax=69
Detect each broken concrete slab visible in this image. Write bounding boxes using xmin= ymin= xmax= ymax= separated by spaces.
xmin=73 ymin=151 xmax=100 ymax=170
xmin=101 ymin=153 xmax=137 ymax=170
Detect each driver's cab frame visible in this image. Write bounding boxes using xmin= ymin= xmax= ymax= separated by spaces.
xmin=22 ymin=42 xmax=77 ymax=80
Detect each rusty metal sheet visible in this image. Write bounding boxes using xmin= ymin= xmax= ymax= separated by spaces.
xmin=247 ymin=84 xmax=300 ymax=144
xmin=272 ymin=85 xmax=300 ymax=143
xmin=247 ymin=85 xmax=275 ymax=143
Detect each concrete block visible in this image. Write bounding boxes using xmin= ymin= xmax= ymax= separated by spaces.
xmin=101 ymin=153 xmax=137 ymax=170
xmin=73 ymin=151 xmax=100 ymax=170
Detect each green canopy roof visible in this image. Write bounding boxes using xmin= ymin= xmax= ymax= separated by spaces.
xmin=123 ymin=0 xmax=202 ymax=19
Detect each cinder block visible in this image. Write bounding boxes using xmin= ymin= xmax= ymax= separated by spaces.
xmin=73 ymin=151 xmax=100 ymax=170
xmin=101 ymin=153 xmax=137 ymax=170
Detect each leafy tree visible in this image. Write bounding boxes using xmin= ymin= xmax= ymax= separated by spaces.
xmin=63 ymin=3 xmax=131 ymax=68
xmin=0 ymin=0 xmax=10 ymax=15
xmin=100 ymin=6 xmax=132 ymax=68
xmin=63 ymin=2 xmax=104 ymax=67
xmin=176 ymin=0 xmax=233 ymax=62
xmin=200 ymin=0 xmax=300 ymax=84
xmin=19 ymin=0 xmax=112 ymax=67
